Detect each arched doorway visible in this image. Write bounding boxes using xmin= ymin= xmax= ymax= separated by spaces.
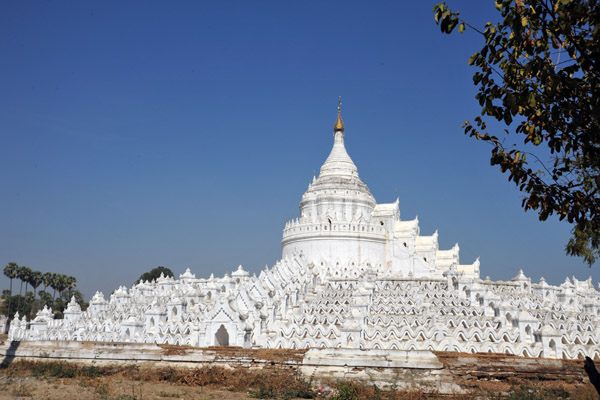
xmin=215 ymin=324 xmax=229 ymax=346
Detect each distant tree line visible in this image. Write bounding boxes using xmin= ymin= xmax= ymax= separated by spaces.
xmin=135 ymin=266 xmax=173 ymax=285
xmin=1 ymin=262 xmax=87 ymax=322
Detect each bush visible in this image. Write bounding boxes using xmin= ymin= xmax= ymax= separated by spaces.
xmin=80 ymin=364 xmax=103 ymax=378
xmin=248 ymin=384 xmax=277 ymax=399
xmin=281 ymin=377 xmax=314 ymax=399
xmin=333 ymin=381 xmax=358 ymax=400
xmin=30 ymin=361 xmax=77 ymax=378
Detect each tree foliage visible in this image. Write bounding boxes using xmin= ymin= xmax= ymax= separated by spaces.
xmin=3 ymin=262 xmax=18 ymax=322
xmin=135 ymin=266 xmax=174 ymax=284
xmin=434 ymin=0 xmax=600 ymax=265
xmin=1 ymin=263 xmax=81 ymax=320
xmin=1 ymin=289 xmax=87 ymax=320
xmin=1 ymin=291 xmax=34 ymax=319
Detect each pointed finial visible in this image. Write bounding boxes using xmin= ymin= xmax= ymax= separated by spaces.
xmin=334 ymin=96 xmax=344 ymax=133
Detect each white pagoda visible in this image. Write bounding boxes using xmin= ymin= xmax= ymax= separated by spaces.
xmin=10 ymin=103 xmax=600 ymax=360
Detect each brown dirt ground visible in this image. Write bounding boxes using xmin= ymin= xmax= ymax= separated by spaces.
xmin=0 ymin=375 xmax=255 ymax=400
xmin=0 ymin=360 xmax=472 ymax=400
xmin=0 ymin=342 xmax=598 ymax=399
xmin=0 ymin=374 xmax=597 ymax=399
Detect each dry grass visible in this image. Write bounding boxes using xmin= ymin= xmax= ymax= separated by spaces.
xmin=0 ymin=359 xmax=596 ymax=399
xmin=11 ymin=381 xmax=34 ymax=397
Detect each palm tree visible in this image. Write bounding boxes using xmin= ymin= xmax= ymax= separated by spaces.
xmin=50 ymin=273 xmax=61 ymax=301
xmin=16 ymin=266 xmax=25 ymax=298
xmin=29 ymin=270 xmax=43 ymax=317
xmin=16 ymin=266 xmax=32 ymax=315
xmin=54 ymin=274 xmax=67 ymax=300
xmin=42 ymin=272 xmax=52 ymax=293
xmin=66 ymin=276 xmax=77 ymax=299
xmin=3 ymin=262 xmax=18 ymax=321
xmin=42 ymin=272 xmax=53 ymax=307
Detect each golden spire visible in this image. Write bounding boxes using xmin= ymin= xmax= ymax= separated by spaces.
xmin=334 ymin=96 xmax=344 ymax=132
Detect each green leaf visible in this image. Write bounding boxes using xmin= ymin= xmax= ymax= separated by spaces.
xmin=505 ymin=93 xmax=515 ymax=108
xmin=432 ymin=0 xmax=600 ymax=264
xmin=468 ymin=52 xmax=479 ymax=65
xmin=448 ymin=19 xmax=458 ymax=33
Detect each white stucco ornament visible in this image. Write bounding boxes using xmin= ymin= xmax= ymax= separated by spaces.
xmin=9 ymin=105 xmax=600 ymax=359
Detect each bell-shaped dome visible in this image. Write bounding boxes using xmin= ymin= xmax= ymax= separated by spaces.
xmin=299 ymin=104 xmax=375 ymax=216
xmin=318 ymin=131 xmax=359 ymax=178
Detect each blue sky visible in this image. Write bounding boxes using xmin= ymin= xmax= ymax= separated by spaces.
xmin=1 ymin=1 xmax=597 ymax=299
